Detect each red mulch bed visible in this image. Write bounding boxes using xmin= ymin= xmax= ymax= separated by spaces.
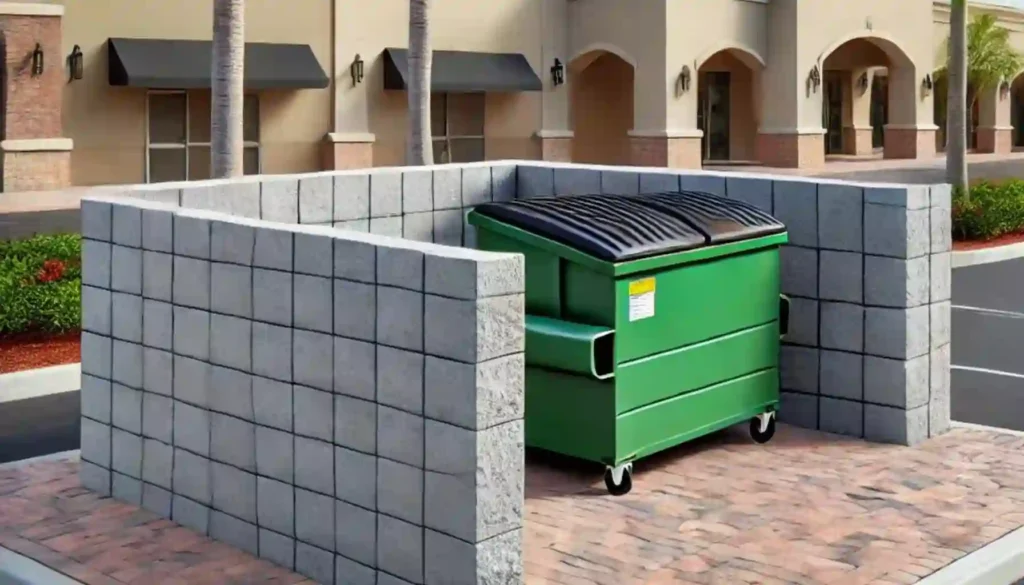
xmin=954 ymin=231 xmax=1024 ymax=251
xmin=0 ymin=330 xmax=81 ymax=374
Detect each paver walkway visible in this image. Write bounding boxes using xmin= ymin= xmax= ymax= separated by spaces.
xmin=2 ymin=424 xmax=1023 ymax=584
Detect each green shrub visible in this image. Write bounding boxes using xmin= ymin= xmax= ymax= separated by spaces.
xmin=0 ymin=233 xmax=82 ymax=335
xmin=952 ymin=179 xmax=1024 ymax=241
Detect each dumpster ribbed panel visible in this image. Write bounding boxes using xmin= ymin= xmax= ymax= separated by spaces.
xmin=642 ymin=191 xmax=785 ymax=244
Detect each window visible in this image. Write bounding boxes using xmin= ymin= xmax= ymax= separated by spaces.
xmin=431 ymin=93 xmax=485 ymax=163
xmin=146 ymin=91 xmax=260 ymax=182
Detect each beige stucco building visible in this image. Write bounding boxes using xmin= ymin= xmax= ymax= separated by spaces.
xmin=1 ymin=0 xmax=1023 ymax=190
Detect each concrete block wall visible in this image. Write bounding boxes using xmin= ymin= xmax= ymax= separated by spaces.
xmin=513 ymin=162 xmax=952 ymax=446
xmin=78 ymin=194 xmax=526 ymax=585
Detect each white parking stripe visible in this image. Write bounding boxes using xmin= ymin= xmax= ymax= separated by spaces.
xmin=952 ymin=305 xmax=1024 ymax=319
xmin=952 ymin=365 xmax=1024 ymax=380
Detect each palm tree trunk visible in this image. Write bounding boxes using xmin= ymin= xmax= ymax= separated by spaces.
xmin=947 ymin=0 xmax=969 ymax=194
xmin=407 ymin=0 xmax=433 ymax=165
xmin=211 ymin=0 xmax=245 ymax=178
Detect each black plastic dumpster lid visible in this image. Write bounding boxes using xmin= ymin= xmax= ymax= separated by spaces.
xmin=472 ymin=191 xmax=785 ymax=262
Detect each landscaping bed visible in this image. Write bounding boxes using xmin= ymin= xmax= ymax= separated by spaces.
xmin=0 ymin=234 xmax=81 ymax=374
xmin=953 ymin=179 xmax=1024 ymax=249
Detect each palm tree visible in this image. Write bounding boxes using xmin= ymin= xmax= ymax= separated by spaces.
xmin=211 ymin=0 xmax=245 ymax=178
xmin=946 ymin=0 xmax=968 ymax=192
xmin=407 ymin=0 xmax=433 ymax=165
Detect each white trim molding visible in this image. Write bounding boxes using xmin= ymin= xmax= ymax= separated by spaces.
xmin=326 ymin=132 xmax=376 ymax=144
xmin=1 ymin=138 xmax=73 ymax=152
xmin=758 ymin=126 xmax=828 ymax=135
xmin=0 ymin=2 xmax=63 ymax=16
xmin=535 ymin=129 xmax=574 ymax=139
xmin=627 ymin=128 xmax=704 ymax=139
xmin=884 ymin=123 xmax=941 ymax=131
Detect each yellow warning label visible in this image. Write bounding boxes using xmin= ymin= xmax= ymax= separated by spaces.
xmin=628 ymin=278 xmax=656 ymax=322
xmin=628 ymin=278 xmax=656 ymax=296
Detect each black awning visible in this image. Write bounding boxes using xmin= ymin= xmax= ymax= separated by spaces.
xmin=382 ymin=48 xmax=542 ymax=92
xmin=107 ymin=38 xmax=329 ymax=90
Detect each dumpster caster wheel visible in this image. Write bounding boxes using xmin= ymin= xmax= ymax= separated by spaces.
xmin=604 ymin=463 xmax=633 ymax=496
xmin=750 ymin=413 xmax=776 ymax=444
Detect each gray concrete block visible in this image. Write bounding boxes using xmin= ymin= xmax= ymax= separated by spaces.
xmin=299 ymin=175 xmax=334 ymax=224
xmin=172 ymin=495 xmax=210 ymax=535
xmin=783 ymin=297 xmax=818 ymax=347
xmin=425 ymin=528 xmax=522 ymax=585
xmin=817 ymin=183 xmax=864 ymax=252
xmin=82 ymin=286 xmax=112 ymax=336
xmin=378 ymin=406 xmax=424 ymax=468
xmin=334 ymin=447 xmax=376 ymax=509
xmin=463 ymin=211 xmax=478 ymax=249
xmin=211 ymin=412 xmax=256 ymax=471
xmin=82 ymin=239 xmax=112 ymax=289
xmin=377 ymin=286 xmax=424 ymax=352
xmin=424 ymin=420 xmax=523 ymax=543
xmin=141 ymin=392 xmax=173 ymax=442
xmin=296 ymin=436 xmax=335 ymax=494
xmin=779 ymin=246 xmax=817 ymax=299
xmin=261 ymin=177 xmax=300 ymax=223
xmin=930 ymin=184 xmax=952 ymax=209
xmin=818 ymin=251 xmax=863 ymax=303
xmin=930 ymin=301 xmax=951 ymax=350
xmin=174 ymin=213 xmax=211 ymax=259
xmin=294 ymin=230 xmax=335 ymax=277
xmin=294 ymin=331 xmax=335 ymax=393
xmin=864 ymin=403 xmax=929 ymax=446
xmin=209 ymin=365 xmax=253 ymax=421
xmin=112 ymin=340 xmax=144 ymax=389
xmin=212 ymin=461 xmax=257 ymax=523
xmin=377 ymin=347 xmax=424 ymax=415
xmin=80 ymin=332 xmax=112 ymax=379
xmin=864 ymin=204 xmax=930 ymax=259
xmin=174 ymin=355 xmax=210 ymax=407
xmin=210 ymin=510 xmax=259 ymax=556
xmin=402 ymin=168 xmax=433 ymax=213
xmin=112 ymin=472 xmax=143 ymax=505
xmin=930 ymin=252 xmax=951 ymax=302
xmin=80 ymin=461 xmax=111 ymax=496
xmin=377 ymin=458 xmax=424 ymax=525
xmin=929 ymin=367 xmax=951 ymax=438
xmin=173 ymin=450 xmax=212 ymax=506
xmin=819 ymin=397 xmax=864 ymax=438
xmin=335 ymin=173 xmax=370 ymax=221
xmin=370 ymin=216 xmax=404 ymax=238
xmin=931 ymin=206 xmax=952 ymax=254
xmin=335 ymin=555 xmax=376 ymax=585
xmin=209 ymin=315 xmax=252 ymax=372
xmin=255 ymin=425 xmax=294 ymax=483
xmin=142 ymin=250 xmax=173 ymax=301
xmin=81 ymin=375 xmax=112 ymax=424
xmin=424 ymin=294 xmax=524 ymax=364
xmin=864 ymin=185 xmax=929 ymax=209
xmin=679 ymin=173 xmax=726 ymax=196
xmin=296 ymin=542 xmax=335 ymax=584
xmin=174 ymin=401 xmax=211 ymax=456
xmin=294 ymin=274 xmax=333 ymax=334
xmin=491 ymin=164 xmax=516 ymax=202
xmin=820 ymin=302 xmax=864 ymax=353
xmin=600 ymin=169 xmax=639 ymax=195
xmin=111 ymin=428 xmax=143 ymax=478
xmin=370 ymin=170 xmax=403 ymax=217
xmin=142 ymin=438 xmax=173 ymax=489
xmin=111 ymin=245 xmax=143 ymax=294
xmin=864 ymin=354 xmax=929 ymax=409
xmin=81 ymin=199 xmax=112 ymax=241
xmin=211 ymin=262 xmax=252 ymax=318
xmin=517 ymin=165 xmax=553 ymax=199
xmin=424 ymin=354 xmax=524 ymax=431
xmin=112 ymin=383 xmax=142 ymax=433
xmin=333 ymin=337 xmax=376 ymax=401
xmin=864 ymin=305 xmax=930 ymax=360
xmin=112 ymin=205 xmax=142 ymax=247
xmin=778 ymin=391 xmax=818 ymax=429
xmin=432 ymin=166 xmax=462 ymax=210
xmin=334 ymin=395 xmax=377 ymax=454
xmin=554 ymin=166 xmax=600 ymax=196
xmin=864 ymin=255 xmax=929 ymax=308
xmin=253 ymin=376 xmax=292 ymax=431
xmin=638 ymin=171 xmax=680 ymax=194
xmin=259 ymin=529 xmax=295 ymax=570
xmin=779 ymin=346 xmax=819 ymax=394
xmin=141 ymin=207 xmax=174 ymax=253
xmin=377 ymin=244 xmax=424 ymax=291
xmin=143 ymin=348 xmax=173 ymax=397
xmin=198 ymin=181 xmax=261 ymax=219
xmin=819 ymin=350 xmax=863 ymax=401
xmin=930 ymin=343 xmax=951 ymax=403
xmin=172 ymin=256 xmax=211 ymax=310
xmin=253 ymin=322 xmax=293 ymax=382
xmin=296 ymin=488 xmax=336 ymax=551
xmin=335 ymin=500 xmax=376 ymax=566
xmin=253 ymin=268 xmax=293 ymax=326
xmin=142 ymin=299 xmax=172 ymax=350
xmin=258 ymin=476 xmax=295 ymax=536
xmin=433 ymin=209 xmax=464 ymax=246
xmin=462 ymin=165 xmax=493 ymax=205
xmin=211 ymin=219 xmax=255 ymax=265
xmin=337 ymin=219 xmax=370 ymax=232
xmin=142 ymin=483 xmax=172 ymax=517
xmin=334 ymin=237 xmax=377 ymax=283
xmin=80 ymin=418 xmax=111 ymax=468
xmin=424 ymin=248 xmax=525 ymax=301
xmin=403 ymin=211 xmax=434 ymax=242
xmin=254 ymin=226 xmax=293 ymax=271
xmin=173 ymin=306 xmax=210 ymax=361
xmin=377 ymin=515 xmax=423 ymax=584
xmin=725 ymin=176 xmax=773 ymax=213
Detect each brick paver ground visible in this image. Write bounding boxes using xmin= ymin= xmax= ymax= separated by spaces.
xmin=2 ymin=424 xmax=1023 ymax=584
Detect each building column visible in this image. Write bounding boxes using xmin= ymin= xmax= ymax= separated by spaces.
xmin=628 ymin=130 xmax=702 ymax=169
xmin=325 ymin=0 xmax=375 ymax=169
xmin=842 ymin=69 xmax=875 ymax=156
xmin=976 ymin=85 xmax=1013 ymax=154
xmin=534 ymin=130 xmax=573 ymax=163
xmin=322 ymin=133 xmax=375 ymax=170
xmin=883 ymin=65 xmax=937 ymax=160
xmin=535 ymin=0 xmax=572 ymax=163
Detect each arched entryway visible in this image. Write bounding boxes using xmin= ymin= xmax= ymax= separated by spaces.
xmin=569 ymin=47 xmax=634 ymax=165
xmin=820 ymin=35 xmax=917 ymax=159
xmin=695 ymin=47 xmax=764 ymax=164
xmin=1010 ymin=74 xmax=1024 ymax=150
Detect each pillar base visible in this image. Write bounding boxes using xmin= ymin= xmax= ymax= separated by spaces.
xmin=842 ymin=126 xmax=875 ymax=156
xmin=975 ymin=126 xmax=1013 ymax=154
xmin=322 ymin=133 xmax=374 ymax=170
xmin=883 ymin=126 xmax=938 ymax=160
xmin=0 ymin=138 xmax=72 ymax=192
xmin=756 ymin=132 xmax=824 ymax=168
xmin=535 ymin=131 xmax=574 ymax=163
xmin=627 ymin=135 xmax=702 ymax=169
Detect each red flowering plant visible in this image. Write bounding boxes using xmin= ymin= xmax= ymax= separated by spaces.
xmin=0 ymin=234 xmax=82 ymax=334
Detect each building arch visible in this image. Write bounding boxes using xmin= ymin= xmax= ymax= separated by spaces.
xmin=817 ymin=30 xmax=915 ymax=69
xmin=569 ymin=43 xmax=637 ymax=73
xmin=695 ymin=42 xmax=766 ymax=71
xmin=568 ymin=47 xmax=635 ymax=165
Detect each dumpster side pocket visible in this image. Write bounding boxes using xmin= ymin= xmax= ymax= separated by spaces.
xmin=779 ymin=294 xmax=791 ymax=340
xmin=525 ymin=315 xmax=615 ymax=380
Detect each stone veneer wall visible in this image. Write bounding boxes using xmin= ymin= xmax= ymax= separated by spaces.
xmin=77 ymin=192 xmax=526 ymax=585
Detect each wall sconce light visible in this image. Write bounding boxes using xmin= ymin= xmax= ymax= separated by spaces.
xmin=922 ymin=73 xmax=934 ymax=95
xmin=31 ymin=43 xmax=44 ymax=76
xmin=350 ymin=54 xmax=364 ymax=86
xmin=677 ymin=65 xmax=691 ymax=94
xmin=1000 ymin=79 xmax=1011 ymax=99
xmin=67 ymin=44 xmax=84 ymax=81
xmin=857 ymin=71 xmax=870 ymax=94
xmin=551 ymin=58 xmax=564 ymax=86
xmin=808 ymin=64 xmax=821 ymax=93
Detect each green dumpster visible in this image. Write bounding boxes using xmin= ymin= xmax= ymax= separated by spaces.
xmin=467 ymin=191 xmax=790 ymax=495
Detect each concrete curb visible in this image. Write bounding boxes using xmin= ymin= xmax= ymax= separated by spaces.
xmin=918 ymin=526 xmax=1024 ymax=585
xmin=952 ymin=241 xmax=1024 ymax=268
xmin=0 ymin=450 xmax=79 ymax=470
xmin=0 ymin=545 xmax=85 ymax=584
xmin=0 ymin=363 xmax=80 ymax=404
xmin=951 ymin=421 xmax=1024 ymax=438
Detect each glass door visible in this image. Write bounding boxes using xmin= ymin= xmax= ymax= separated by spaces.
xmin=870 ymin=75 xmax=888 ymax=149
xmin=823 ymin=72 xmax=843 ymax=155
xmin=698 ymin=72 xmax=731 ymax=161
